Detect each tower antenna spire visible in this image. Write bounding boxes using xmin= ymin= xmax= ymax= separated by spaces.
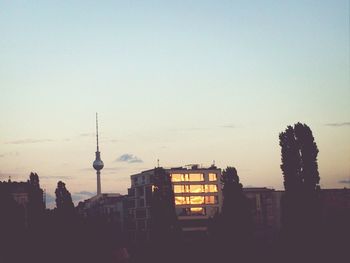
xmin=96 ymin=112 xmax=99 ymax=152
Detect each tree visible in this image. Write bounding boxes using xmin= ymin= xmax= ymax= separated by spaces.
xmin=215 ymin=167 xmax=252 ymax=261
xmin=279 ymin=123 xmax=320 ymax=193
xmin=28 ymin=172 xmax=45 ymax=228
xmin=148 ymin=167 xmax=180 ymax=263
xmin=150 ymin=167 xmax=178 ymax=240
xmin=279 ymin=123 xmax=321 ymax=260
xmin=55 ymin=181 xmax=74 ymax=212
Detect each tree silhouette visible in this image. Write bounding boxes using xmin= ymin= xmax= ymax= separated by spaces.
xmin=150 ymin=167 xmax=178 ymax=240
xmin=215 ymin=167 xmax=252 ymax=262
xmin=279 ymin=123 xmax=321 ymax=261
xmin=148 ymin=167 xmax=179 ymax=263
xmin=28 ymin=172 xmax=45 ymax=228
xmin=55 ymin=181 xmax=74 ymax=213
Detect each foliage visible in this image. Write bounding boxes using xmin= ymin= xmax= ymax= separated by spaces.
xmin=279 ymin=122 xmax=320 ymax=193
xmin=150 ymin=167 xmax=178 ymax=240
xmin=279 ymin=123 xmax=322 ymax=259
xmin=55 ymin=181 xmax=74 ymax=212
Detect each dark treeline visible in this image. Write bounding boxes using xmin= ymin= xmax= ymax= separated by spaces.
xmin=0 ymin=122 xmax=349 ymax=263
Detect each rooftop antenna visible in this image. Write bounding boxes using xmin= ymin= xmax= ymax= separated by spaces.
xmin=157 ymin=159 xmax=160 ymax=168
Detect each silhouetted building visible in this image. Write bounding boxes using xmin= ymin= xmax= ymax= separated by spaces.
xmin=77 ymin=193 xmax=127 ymax=232
xmin=243 ymin=188 xmax=282 ymax=239
xmin=127 ymin=164 xmax=222 ymax=241
xmin=0 ymin=173 xmax=45 ymax=228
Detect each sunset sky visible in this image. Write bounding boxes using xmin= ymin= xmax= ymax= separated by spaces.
xmin=0 ymin=1 xmax=349 ymax=207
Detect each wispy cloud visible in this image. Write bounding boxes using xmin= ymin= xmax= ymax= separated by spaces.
xmin=325 ymin=122 xmax=350 ymax=127
xmin=104 ymin=167 xmax=122 ymax=171
xmin=76 ymin=191 xmax=94 ymax=196
xmin=220 ymin=124 xmax=236 ymax=129
xmin=40 ymin=175 xmax=71 ymax=180
xmin=5 ymin=138 xmax=54 ymax=144
xmin=338 ymin=179 xmax=350 ymax=184
xmin=79 ymin=132 xmax=95 ymax=137
xmin=72 ymin=190 xmax=95 ymax=204
xmin=116 ymin=153 xmax=143 ymax=163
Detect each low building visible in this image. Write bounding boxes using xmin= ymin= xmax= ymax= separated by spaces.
xmin=77 ymin=193 xmax=127 ymax=232
xmin=243 ymin=188 xmax=282 ymax=238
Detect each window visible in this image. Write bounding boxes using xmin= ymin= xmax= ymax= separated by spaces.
xmin=128 ymin=200 xmax=135 ymax=208
xmin=137 ymin=186 xmax=144 ymax=196
xmin=171 ymin=173 xmax=184 ymax=182
xmin=189 ymin=185 xmax=204 ymax=193
xmin=205 ymin=184 xmax=218 ymax=193
xmin=128 ymin=188 xmax=135 ymax=196
xmin=135 ymin=209 xmax=146 ymax=219
xmin=190 ymin=207 xmax=205 ymax=215
xmin=174 ymin=185 xmax=184 ymax=193
xmin=175 ymin=196 xmax=189 ymax=205
xmin=137 ymin=220 xmax=146 ymax=230
xmin=189 ymin=173 xmax=204 ymax=181
xmin=178 ymin=208 xmax=206 ymax=216
xmin=138 ymin=199 xmax=145 ymax=207
xmin=190 ymin=196 xmax=205 ymax=205
xmin=205 ymin=196 xmax=218 ymax=204
xmin=209 ymin=173 xmax=217 ymax=181
xmin=175 ymin=196 xmax=207 ymax=205
xmin=171 ymin=173 xmax=204 ymax=182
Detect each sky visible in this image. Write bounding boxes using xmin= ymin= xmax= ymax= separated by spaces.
xmin=0 ymin=1 xmax=349 ymax=207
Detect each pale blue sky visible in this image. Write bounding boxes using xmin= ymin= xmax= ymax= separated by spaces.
xmin=0 ymin=1 xmax=349 ymax=206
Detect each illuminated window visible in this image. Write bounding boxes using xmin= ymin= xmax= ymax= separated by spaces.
xmin=205 ymin=196 xmax=218 ymax=204
xmin=173 ymin=185 xmax=190 ymax=193
xmin=189 ymin=173 xmax=204 ymax=181
xmin=190 ymin=207 xmax=205 ymax=215
xmin=171 ymin=173 xmax=184 ymax=182
xmin=189 ymin=185 xmax=204 ymax=193
xmin=174 ymin=185 xmax=184 ymax=193
xmin=205 ymin=184 xmax=218 ymax=193
xmin=175 ymin=196 xmax=185 ymax=205
xmin=175 ymin=196 xmax=190 ymax=205
xmin=190 ymin=196 xmax=205 ymax=205
xmin=209 ymin=173 xmax=217 ymax=181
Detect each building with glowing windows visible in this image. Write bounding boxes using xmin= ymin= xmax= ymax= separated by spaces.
xmin=126 ymin=165 xmax=222 ymax=241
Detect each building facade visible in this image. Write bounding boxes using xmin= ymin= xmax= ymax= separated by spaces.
xmin=127 ymin=165 xmax=222 ymax=241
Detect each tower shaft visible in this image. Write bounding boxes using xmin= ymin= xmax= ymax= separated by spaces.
xmin=96 ymin=170 xmax=101 ymax=196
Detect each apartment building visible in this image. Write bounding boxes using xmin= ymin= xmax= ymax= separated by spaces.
xmin=127 ymin=165 xmax=222 ymax=241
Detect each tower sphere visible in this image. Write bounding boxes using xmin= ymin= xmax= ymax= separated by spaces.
xmin=93 ymin=159 xmax=104 ymax=170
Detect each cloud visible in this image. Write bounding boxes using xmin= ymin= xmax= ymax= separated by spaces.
xmin=79 ymin=133 xmax=95 ymax=137
xmin=116 ymin=154 xmax=143 ymax=163
xmin=71 ymin=190 xmax=95 ymax=204
xmin=0 ymin=154 xmax=4 ymax=158
xmin=5 ymin=138 xmax=53 ymax=144
xmin=325 ymin=122 xmax=350 ymax=127
xmin=104 ymin=167 xmax=122 ymax=171
xmin=76 ymin=191 xmax=94 ymax=196
xmin=40 ymin=175 xmax=71 ymax=180
xmin=338 ymin=179 xmax=350 ymax=184
xmin=220 ymin=124 xmax=236 ymax=129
